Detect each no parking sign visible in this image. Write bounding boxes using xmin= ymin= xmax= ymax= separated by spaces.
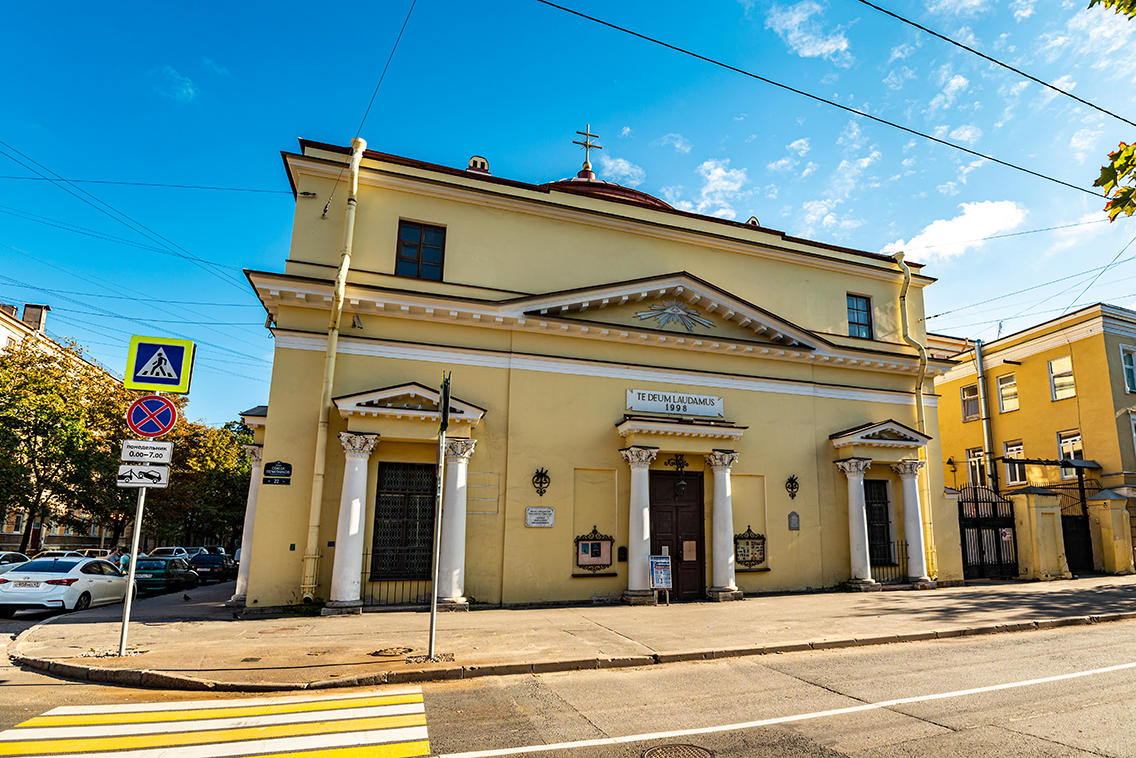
xmin=126 ymin=395 xmax=178 ymax=438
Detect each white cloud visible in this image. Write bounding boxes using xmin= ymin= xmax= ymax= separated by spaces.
xmin=1069 ymin=128 xmax=1103 ymax=163
xmin=746 ymin=134 xmax=757 ymax=143
xmin=1036 ymin=75 xmax=1076 ymax=108
xmin=203 ymin=58 xmax=229 ymax=76
xmin=1037 ymin=7 xmax=1136 ymax=75
xmin=882 ymin=200 xmax=1027 ymax=261
xmin=767 ymin=156 xmax=797 ymax=171
xmin=597 ymin=155 xmax=645 ymax=187
xmin=795 ymin=150 xmax=880 ymax=237
xmin=994 ymin=80 xmax=1029 ymax=128
xmin=902 ymin=157 xmax=917 ymax=167
xmin=153 ymin=66 xmax=196 ymax=101
xmin=765 ymin=1 xmax=853 ymax=67
xmin=884 ymin=67 xmax=916 ymax=90
xmin=929 ymin=74 xmax=969 ymax=112
xmin=889 ymin=43 xmax=916 ymax=62
xmin=829 ymin=151 xmax=882 ymax=199
xmin=789 ymin=138 xmax=811 ymax=156
xmin=663 ymin=159 xmax=750 ymax=219
xmin=933 ymin=125 xmax=950 ymax=139
xmin=837 ymin=120 xmax=863 ymax=149
xmin=1010 ymin=0 xmax=1035 ymax=20
xmin=620 ymin=126 xmax=633 ymax=138
xmin=949 ymin=124 xmax=983 ymax=144
xmin=734 ymin=114 xmax=747 ymax=121
xmin=902 ymin=139 xmax=917 ymax=153
xmin=926 ymin=0 xmax=991 ymax=16
xmin=820 ymin=73 xmax=839 ymax=85
xmin=801 ymin=162 xmax=819 ymax=178
xmin=655 ymin=133 xmax=693 ymax=153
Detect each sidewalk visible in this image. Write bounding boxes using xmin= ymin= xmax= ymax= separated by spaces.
xmin=9 ymin=576 xmax=1136 ymax=692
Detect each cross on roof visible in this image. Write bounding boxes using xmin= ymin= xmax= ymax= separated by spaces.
xmin=572 ymin=124 xmax=602 ymax=171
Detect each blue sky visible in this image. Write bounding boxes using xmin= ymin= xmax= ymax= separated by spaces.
xmin=3 ymin=0 xmax=1135 ymax=423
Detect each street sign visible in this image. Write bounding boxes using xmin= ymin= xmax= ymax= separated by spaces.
xmin=126 ymin=395 xmax=178 ymax=438
xmin=116 ymin=465 xmax=169 ymax=488
xmin=264 ymin=461 xmax=292 ymax=477
xmin=124 ymin=336 xmax=196 ymax=394
xmin=121 ymin=440 xmax=173 ymax=464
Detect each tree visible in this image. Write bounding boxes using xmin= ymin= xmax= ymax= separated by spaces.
xmin=0 ymin=337 xmax=117 ymax=552
xmin=144 ymin=418 xmax=252 ymax=547
xmin=1090 ymin=0 xmax=1136 ymax=218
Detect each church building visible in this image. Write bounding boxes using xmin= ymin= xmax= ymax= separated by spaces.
xmin=236 ymin=132 xmax=961 ymax=611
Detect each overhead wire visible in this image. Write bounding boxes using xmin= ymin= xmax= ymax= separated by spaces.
xmin=850 ymin=0 xmax=1136 ymax=128
xmin=533 ymin=0 xmax=1105 ymax=199
xmin=900 ymin=218 xmax=1110 ymax=252
xmin=0 ymin=176 xmax=291 ymax=193
xmin=0 ymin=140 xmax=249 ymax=292
xmin=323 ymin=0 xmax=418 ymax=216
xmin=1060 ymin=232 xmax=1136 ymax=315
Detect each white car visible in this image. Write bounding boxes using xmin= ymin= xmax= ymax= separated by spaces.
xmin=0 ymin=558 xmax=132 ymax=617
xmin=0 ymin=552 xmax=30 ymax=575
xmin=148 ymin=547 xmax=189 ymax=559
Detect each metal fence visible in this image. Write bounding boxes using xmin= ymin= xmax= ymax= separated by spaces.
xmin=358 ymin=550 xmax=432 ymax=608
xmin=869 ymin=539 xmax=909 ymax=584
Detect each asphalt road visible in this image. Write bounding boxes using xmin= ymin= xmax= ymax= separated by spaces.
xmin=3 ymin=606 xmax=1135 ymax=756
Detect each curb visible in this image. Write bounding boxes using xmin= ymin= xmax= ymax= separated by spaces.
xmin=10 ymin=610 xmax=1136 ymax=692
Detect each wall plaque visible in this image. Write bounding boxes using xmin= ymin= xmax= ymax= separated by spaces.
xmin=627 ymin=389 xmax=723 ymax=418
xmin=575 ymin=526 xmax=614 ymax=572
xmin=525 ymin=506 xmax=555 ymax=527
xmin=788 ymin=511 xmax=800 ymax=531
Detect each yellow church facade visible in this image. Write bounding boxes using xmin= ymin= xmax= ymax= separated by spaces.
xmin=238 ymin=136 xmax=961 ymax=610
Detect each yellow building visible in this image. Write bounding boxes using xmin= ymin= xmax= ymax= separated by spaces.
xmin=239 ymin=135 xmax=961 ymax=611
xmin=935 ymin=304 xmax=1136 ymax=579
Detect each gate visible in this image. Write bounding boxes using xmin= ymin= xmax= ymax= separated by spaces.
xmin=958 ymin=486 xmax=1018 ymax=579
xmin=1037 ymin=478 xmax=1101 ymax=574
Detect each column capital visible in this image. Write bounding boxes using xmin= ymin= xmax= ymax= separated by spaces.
xmin=243 ymin=444 xmax=263 ymax=464
xmin=891 ymin=459 xmax=925 ymax=479
xmin=339 ymin=432 xmax=379 ymax=459
xmin=444 ymin=437 xmax=477 ymax=463
xmin=620 ymin=446 xmax=658 ymax=469
xmin=836 ymin=458 xmax=872 ymax=477
xmin=705 ymin=450 xmax=739 ymax=471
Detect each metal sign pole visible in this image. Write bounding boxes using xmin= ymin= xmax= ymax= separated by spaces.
xmin=428 ymin=373 xmax=452 ymax=660
xmin=118 ymin=487 xmax=146 ymax=656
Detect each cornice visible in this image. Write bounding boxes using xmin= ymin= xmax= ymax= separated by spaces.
xmin=939 ymin=318 xmax=1104 ymax=384
xmin=616 ymin=417 xmax=746 ymax=441
xmin=287 ymin=156 xmax=932 ymax=287
xmin=251 ymin=272 xmax=944 ymax=378
xmin=272 ymin=330 xmax=939 ymax=409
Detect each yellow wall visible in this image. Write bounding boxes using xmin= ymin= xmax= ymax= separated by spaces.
xmin=244 ymin=144 xmax=961 ymax=607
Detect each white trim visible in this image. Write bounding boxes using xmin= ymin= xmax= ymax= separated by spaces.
xmin=995 ymin=372 xmax=1018 ymax=413
xmin=1048 ymin=355 xmax=1076 ymax=402
xmin=829 ymin=420 xmax=930 ymax=450
xmin=1003 ymin=440 xmax=1027 ymax=487
xmin=274 ymin=332 xmax=939 ymax=409
xmin=616 ymin=418 xmax=745 ymax=440
xmin=335 ymin=383 xmax=484 ymax=427
xmin=1119 ymin=343 xmax=1136 ymax=394
xmin=939 ymin=319 xmax=1103 ymax=383
xmin=251 ymin=272 xmax=943 ymax=378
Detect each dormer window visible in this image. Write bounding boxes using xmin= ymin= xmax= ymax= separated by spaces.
xmin=397 ymin=220 xmax=445 ymax=281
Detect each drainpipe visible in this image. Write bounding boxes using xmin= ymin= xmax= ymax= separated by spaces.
xmin=300 ymin=137 xmax=367 ymax=603
xmin=972 ymin=340 xmax=997 ymax=491
xmin=893 ymin=252 xmax=936 ymax=577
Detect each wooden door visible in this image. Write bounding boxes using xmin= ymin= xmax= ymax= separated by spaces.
xmin=649 ymin=470 xmax=705 ymax=601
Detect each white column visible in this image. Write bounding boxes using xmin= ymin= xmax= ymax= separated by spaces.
xmin=892 ymin=459 xmax=931 ymax=583
xmin=437 ymin=438 xmax=477 ymax=605
xmin=327 ymin=432 xmax=379 ymax=609
xmin=836 ymin=458 xmax=875 ymax=584
xmin=230 ymin=444 xmax=263 ymax=605
xmin=620 ymin=446 xmax=658 ymax=601
xmin=706 ymin=450 xmax=741 ymax=600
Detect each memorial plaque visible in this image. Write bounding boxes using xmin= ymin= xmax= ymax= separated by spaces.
xmin=525 ymin=506 xmax=555 ymax=527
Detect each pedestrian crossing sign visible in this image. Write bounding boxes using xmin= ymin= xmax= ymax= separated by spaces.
xmin=124 ymin=336 xmax=195 ymax=394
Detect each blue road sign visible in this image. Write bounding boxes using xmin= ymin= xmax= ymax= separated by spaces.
xmin=124 ymin=336 xmax=195 ymax=394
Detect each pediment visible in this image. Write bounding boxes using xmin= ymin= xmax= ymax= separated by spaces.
xmin=829 ymin=419 xmax=931 ymax=449
xmin=508 ymin=273 xmax=821 ymax=350
xmin=334 ymin=382 xmax=486 ymax=427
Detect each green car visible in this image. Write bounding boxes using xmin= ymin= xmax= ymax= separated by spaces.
xmin=132 ymin=557 xmax=198 ymax=594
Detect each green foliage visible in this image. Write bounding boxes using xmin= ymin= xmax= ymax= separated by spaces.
xmin=1089 ymin=0 xmax=1136 ymax=19
xmin=1094 ymin=142 xmax=1136 ymax=220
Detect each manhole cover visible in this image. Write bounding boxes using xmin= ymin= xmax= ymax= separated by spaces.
xmin=369 ymin=647 xmax=413 ymax=657
xmin=642 ymin=746 xmax=714 ymax=758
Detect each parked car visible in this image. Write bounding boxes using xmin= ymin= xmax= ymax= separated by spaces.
xmin=81 ymin=549 xmax=110 ymax=558
xmin=148 ymin=547 xmax=189 ymax=560
xmin=30 ymin=550 xmax=84 ymax=560
xmin=0 ymin=552 xmax=30 ymax=575
xmin=188 ymin=553 xmax=235 ymax=583
xmin=0 ymin=558 xmax=131 ymax=617
xmin=133 ymin=557 xmax=198 ymax=594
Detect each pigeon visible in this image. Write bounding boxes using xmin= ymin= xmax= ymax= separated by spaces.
xmin=183 ymin=594 xmax=192 ymax=602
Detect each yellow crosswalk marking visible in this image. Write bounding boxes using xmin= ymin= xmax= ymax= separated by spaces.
xmin=19 ymin=693 xmax=423 ymax=727
xmin=0 ymin=688 xmax=431 ymax=758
